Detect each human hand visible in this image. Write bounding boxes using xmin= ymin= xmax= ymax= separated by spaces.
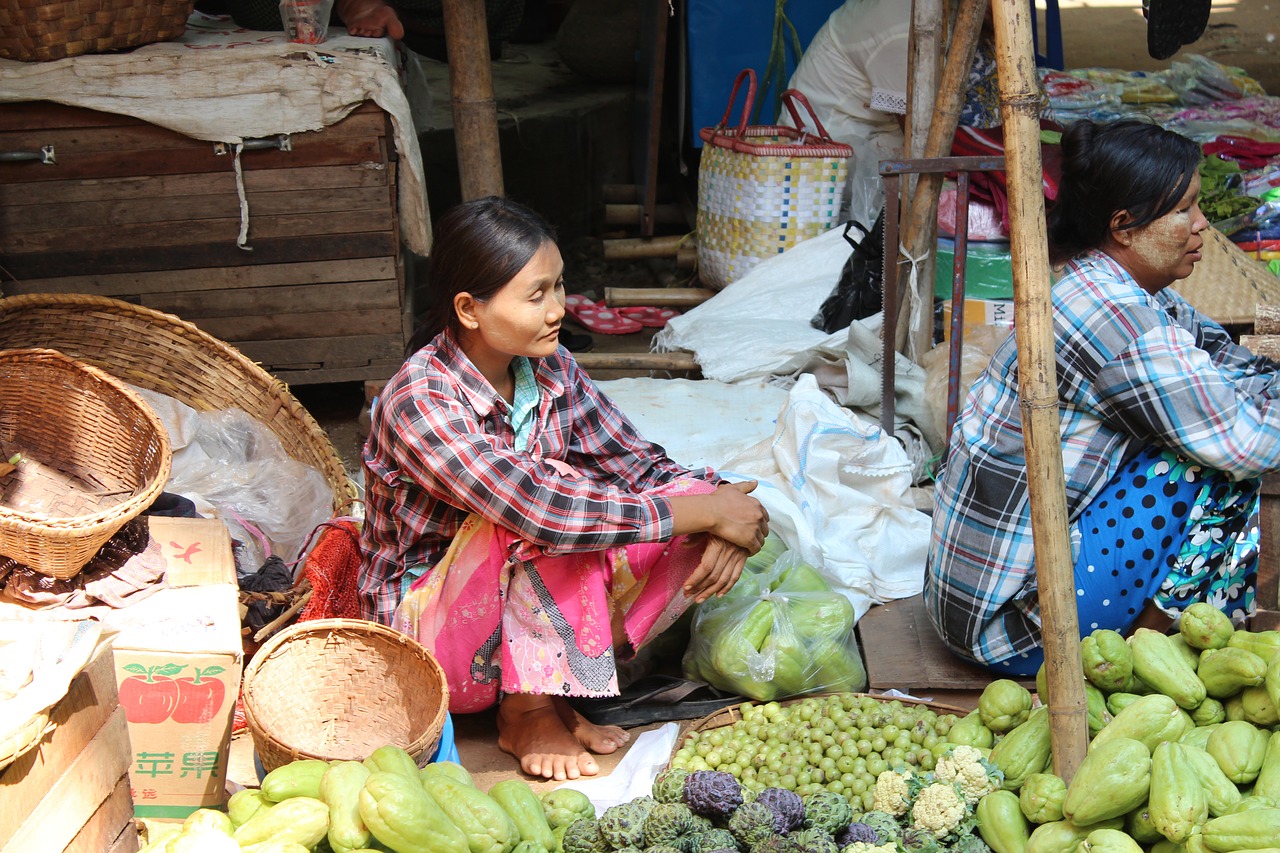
xmin=707 ymin=480 xmax=769 ymax=554
xmin=684 ymin=534 xmax=749 ymax=603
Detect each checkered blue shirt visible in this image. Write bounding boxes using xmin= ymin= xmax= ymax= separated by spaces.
xmin=925 ymin=249 xmax=1280 ymax=666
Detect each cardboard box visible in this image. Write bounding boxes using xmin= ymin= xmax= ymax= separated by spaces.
xmin=941 ymin=298 xmax=1015 ymax=343
xmin=103 ymin=517 xmax=242 ymax=821
xmin=0 ymin=641 xmax=137 ymax=853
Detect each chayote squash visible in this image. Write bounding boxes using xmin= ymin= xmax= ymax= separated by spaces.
xmin=541 ymin=788 xmax=596 ymax=830
xmin=1081 ymin=629 xmax=1134 ymax=692
xmin=1090 ymin=693 xmax=1189 ymax=754
xmin=364 ymin=745 xmax=421 ymax=780
xmin=228 ymin=789 xmax=273 ymax=828
xmin=169 ymin=830 xmax=241 ymax=853
xmin=1226 ymin=694 xmax=1247 ymax=722
xmin=1123 ymin=803 xmax=1163 ymax=844
xmin=239 ymin=844 xmax=312 ymax=853
xmin=1084 ymin=684 xmax=1112 ymax=736
xmin=422 ymin=774 xmax=520 ymax=853
xmin=948 ymin=709 xmax=996 ymax=750
xmin=1198 ymin=647 xmax=1267 ymax=699
xmin=1252 ymin=731 xmax=1280 ymax=803
xmin=320 ymin=760 xmax=372 ymax=853
xmin=979 ymin=679 xmax=1033 ymax=733
xmin=181 ymin=809 xmax=233 ymax=836
xmin=1241 ymin=685 xmax=1280 ymax=727
xmin=1181 ymin=722 xmax=1222 ymax=752
xmin=1106 ymin=692 xmax=1143 ymax=717
xmin=1267 ymin=652 xmax=1280 ymax=713
xmin=1181 ymin=602 xmax=1236 ymax=650
xmin=1019 ymin=773 xmax=1067 ymax=825
xmin=261 ymin=759 xmax=331 ymax=802
xmin=1026 ymin=818 xmax=1122 ymax=853
xmin=1191 ymin=697 xmax=1227 ymax=727
xmin=976 ymin=789 xmax=1030 ymax=853
xmin=233 ymin=796 xmax=330 ymax=849
xmin=421 ymin=760 xmax=475 ymax=786
xmin=1076 ymin=828 xmax=1144 ymax=853
xmin=1148 ymin=742 xmax=1208 ymax=844
xmin=990 ymin=706 xmax=1052 ymax=791
xmin=1207 ymin=719 xmax=1269 ymax=784
xmin=1063 ymin=737 xmax=1152 ymax=826
xmin=1130 ymin=628 xmax=1206 ymax=710
xmin=361 ymin=770 xmax=468 ymax=853
xmin=1228 ymin=629 xmax=1280 ymax=663
xmin=1182 ymin=743 xmax=1243 ymax=816
xmin=1201 ymin=806 xmax=1280 ymax=851
xmin=490 ymin=779 xmax=557 ymax=851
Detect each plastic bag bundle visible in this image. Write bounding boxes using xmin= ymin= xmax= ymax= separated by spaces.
xmin=683 ymin=537 xmax=868 ymax=702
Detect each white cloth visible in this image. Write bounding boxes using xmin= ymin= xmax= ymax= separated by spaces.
xmin=785 ymin=0 xmax=910 ymax=225
xmin=0 ymin=11 xmax=430 ymax=255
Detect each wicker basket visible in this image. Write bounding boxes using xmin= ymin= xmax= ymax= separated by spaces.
xmin=0 ymin=710 xmax=51 ymax=773
xmin=0 ymin=348 xmax=172 ymax=578
xmin=241 ymin=618 xmax=449 ymax=772
xmin=0 ymin=293 xmax=356 ymax=513
xmin=0 ymin=0 xmax=195 ymax=62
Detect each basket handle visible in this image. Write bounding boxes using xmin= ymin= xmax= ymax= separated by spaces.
xmin=714 ymin=69 xmax=758 ymax=136
xmin=779 ymin=88 xmax=838 ymax=142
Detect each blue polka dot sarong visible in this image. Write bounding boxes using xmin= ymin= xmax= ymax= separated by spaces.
xmin=991 ymin=445 xmax=1258 ymax=676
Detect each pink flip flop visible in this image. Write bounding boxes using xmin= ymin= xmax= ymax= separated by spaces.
xmin=617 ymin=305 xmax=680 ymax=328
xmin=565 ymin=294 xmax=643 ymax=335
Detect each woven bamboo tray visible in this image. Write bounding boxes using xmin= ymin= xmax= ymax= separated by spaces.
xmin=0 ymin=347 xmax=172 ymax=577
xmin=0 ymin=0 xmax=195 ymax=62
xmin=0 ymin=293 xmax=356 ymax=513
xmin=0 ymin=710 xmax=51 ymax=772
xmin=669 ymin=691 xmax=971 ymax=765
xmin=241 ymin=618 xmax=449 ymax=772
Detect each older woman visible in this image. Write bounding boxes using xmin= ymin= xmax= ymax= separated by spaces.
xmin=925 ymin=119 xmax=1280 ymax=675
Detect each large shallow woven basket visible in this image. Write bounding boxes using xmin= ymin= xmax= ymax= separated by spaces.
xmin=0 ymin=347 xmax=172 ymax=577
xmin=0 ymin=293 xmax=356 ymax=513
xmin=0 ymin=0 xmax=195 ymax=62
xmin=241 ymin=618 xmax=449 ymax=772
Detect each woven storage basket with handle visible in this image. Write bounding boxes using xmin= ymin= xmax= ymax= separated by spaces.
xmin=241 ymin=618 xmax=449 ymax=772
xmin=0 ymin=0 xmax=195 ymax=62
xmin=0 ymin=293 xmax=356 ymax=513
xmin=696 ymin=69 xmax=853 ymax=290
xmin=0 ymin=347 xmax=172 ymax=577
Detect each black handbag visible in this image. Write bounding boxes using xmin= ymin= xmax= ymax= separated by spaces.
xmin=811 ymin=208 xmax=886 ymax=333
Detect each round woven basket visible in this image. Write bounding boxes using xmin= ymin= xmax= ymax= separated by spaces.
xmin=0 ymin=710 xmax=51 ymax=773
xmin=241 ymin=618 xmax=449 ymax=772
xmin=0 ymin=293 xmax=356 ymax=513
xmin=0 ymin=348 xmax=172 ymax=578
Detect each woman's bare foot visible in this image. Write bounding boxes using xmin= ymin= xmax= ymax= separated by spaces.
xmin=334 ymin=0 xmax=406 ymax=39
xmin=496 ymin=693 xmax=630 ymax=780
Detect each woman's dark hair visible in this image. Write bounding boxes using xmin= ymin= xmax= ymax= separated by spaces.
xmin=1046 ymin=119 xmax=1202 ymax=266
xmin=408 ymin=196 xmax=557 ymax=353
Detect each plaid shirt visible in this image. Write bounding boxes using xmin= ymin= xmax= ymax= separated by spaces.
xmin=925 ymin=250 xmax=1280 ymax=666
xmin=357 ymin=331 xmax=715 ymax=625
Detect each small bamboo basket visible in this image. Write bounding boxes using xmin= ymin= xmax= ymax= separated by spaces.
xmin=0 ymin=0 xmax=196 ymax=62
xmin=0 ymin=348 xmax=172 ymax=578
xmin=241 ymin=618 xmax=450 ymax=772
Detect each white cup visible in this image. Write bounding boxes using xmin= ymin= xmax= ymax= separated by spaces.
xmin=279 ymin=0 xmax=336 ymax=44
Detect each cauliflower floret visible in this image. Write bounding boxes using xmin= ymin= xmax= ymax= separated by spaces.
xmin=841 ymin=844 xmax=897 ymax=853
xmin=933 ymin=745 xmax=1001 ymax=805
xmin=872 ymin=769 xmax=912 ymax=817
xmin=910 ymin=783 xmax=967 ymax=839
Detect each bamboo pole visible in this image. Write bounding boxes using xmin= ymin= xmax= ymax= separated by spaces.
xmin=899 ymin=0 xmax=944 ymax=359
xmin=601 ymin=235 xmax=687 ymax=260
xmin=441 ymin=0 xmax=504 ymax=199
xmin=990 ymin=0 xmax=1088 ymax=781
xmin=574 ymin=351 xmax=699 ymax=372
xmin=895 ymin=0 xmax=989 ymax=359
xmin=605 ymin=287 xmax=716 ymax=308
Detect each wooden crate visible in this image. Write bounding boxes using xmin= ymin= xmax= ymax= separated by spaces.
xmin=0 ymin=641 xmax=138 ymax=853
xmin=0 ymin=100 xmax=411 ymax=385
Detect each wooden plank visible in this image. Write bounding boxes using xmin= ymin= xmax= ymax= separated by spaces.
xmin=65 ymin=773 xmax=137 ymax=853
xmin=856 ymin=595 xmax=1035 ymax=692
xmin=2 ymin=706 xmax=132 ymax=853
xmin=1241 ymin=335 xmax=1280 ymax=360
xmin=143 ymin=280 xmax=400 ymax=319
xmin=0 ymin=137 xmax=384 ymax=184
xmin=0 ymin=98 xmax=384 ymax=132
xmin=605 ymin=287 xmax=715 ymax=307
xmin=0 ymin=185 xmax=393 ymax=232
xmin=1 ymin=164 xmax=388 ymax=207
xmin=4 ymin=206 xmax=394 ymax=253
xmin=188 ymin=305 xmax=404 ymax=342
xmin=103 ymin=822 xmax=142 ymax=853
xmin=0 ymin=232 xmax=397 ymax=278
xmin=575 ymin=351 xmax=699 ymax=371
xmin=273 ymin=359 xmax=408 ymax=385
xmin=0 ymin=642 xmax=119 ymax=849
xmin=236 ymin=333 xmax=406 ymax=369
xmin=6 ymin=256 xmax=397 ymax=296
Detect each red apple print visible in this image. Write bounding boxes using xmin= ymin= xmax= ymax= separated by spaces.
xmin=118 ymin=663 xmax=185 ymax=723
xmin=171 ymin=665 xmax=227 ymax=724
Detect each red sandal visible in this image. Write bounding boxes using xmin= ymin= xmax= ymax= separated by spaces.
xmin=564 ymin=294 xmax=644 ymax=335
